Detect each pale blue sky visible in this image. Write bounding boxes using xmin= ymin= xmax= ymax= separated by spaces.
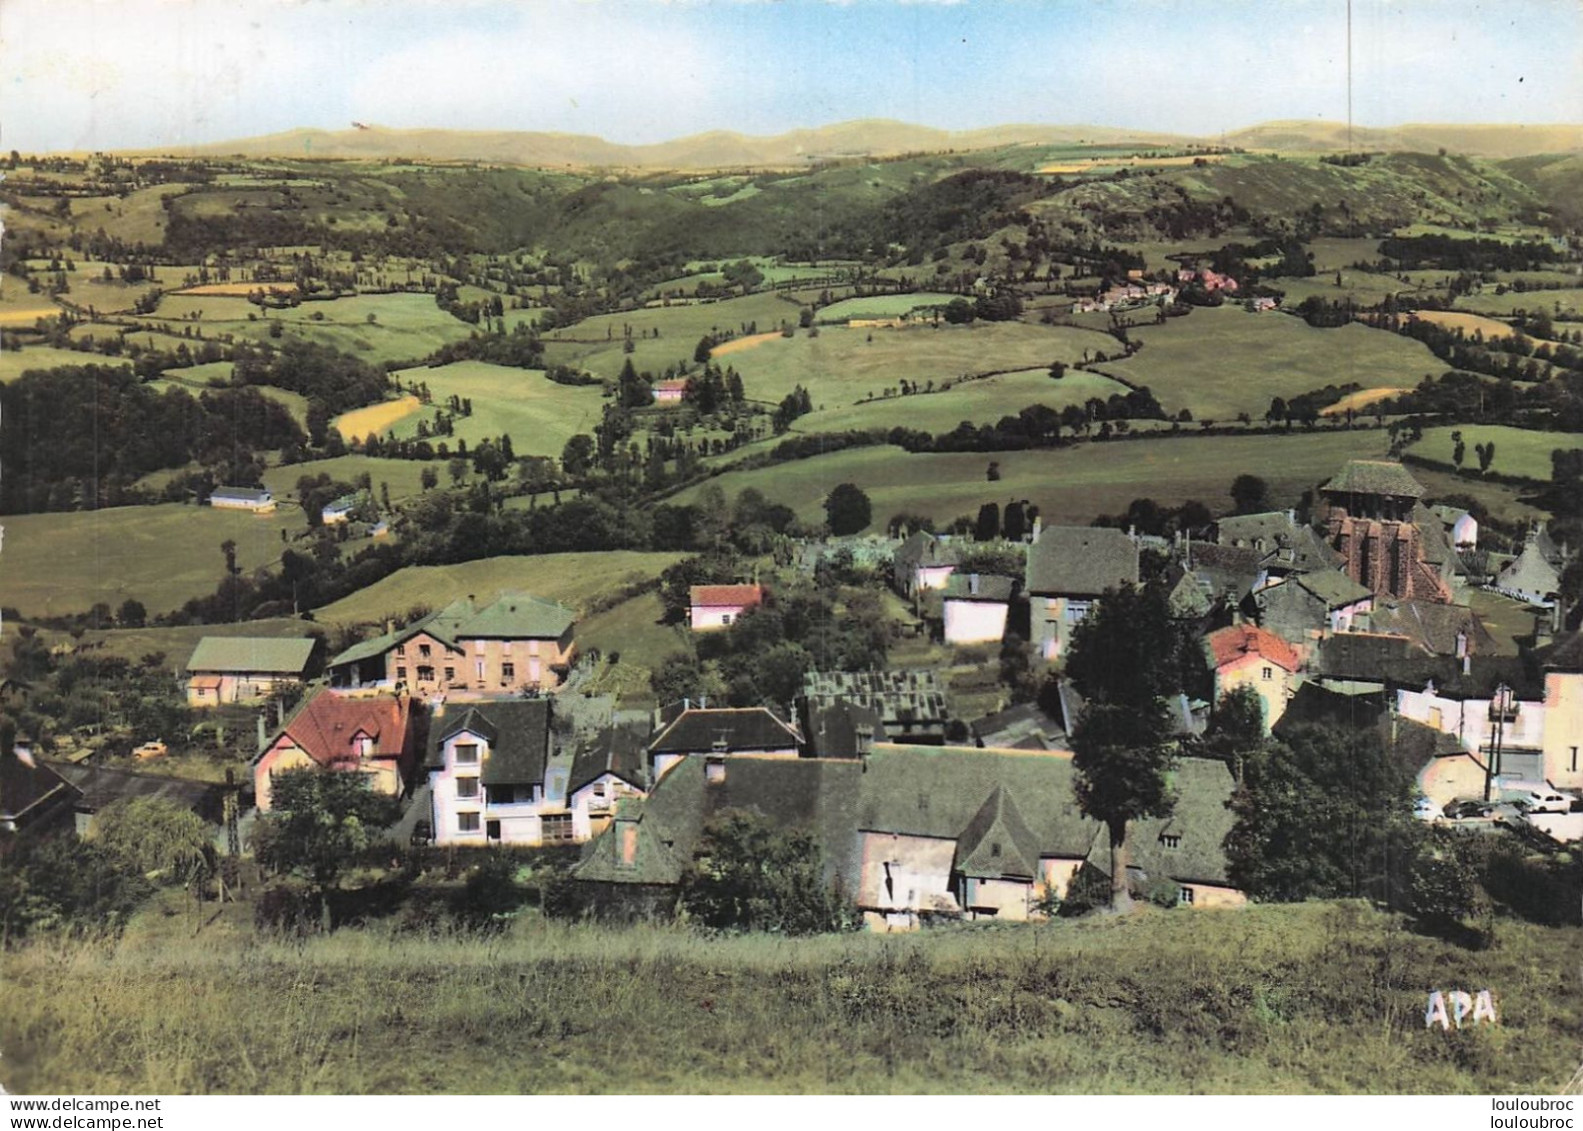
xmin=3 ymin=0 xmax=1580 ymax=153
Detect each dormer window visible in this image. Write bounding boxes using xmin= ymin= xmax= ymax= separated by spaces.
xmin=1160 ymin=833 xmax=1181 ymax=849
xmin=419 ymin=644 xmax=431 ymax=659
xmin=455 ymin=742 xmax=479 ymax=766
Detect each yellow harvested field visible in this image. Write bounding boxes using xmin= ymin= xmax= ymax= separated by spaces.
xmin=1038 ymin=154 xmax=1224 ymax=174
xmin=175 ymin=282 xmax=299 ymax=297
xmin=0 ymin=308 xmax=66 ymax=325
xmin=334 ymin=394 xmax=422 ymax=440
xmin=1322 ymin=387 xmax=1410 ymax=415
xmin=709 ymin=330 xmax=786 ymax=358
xmin=1411 ymin=310 xmax=1521 ymax=340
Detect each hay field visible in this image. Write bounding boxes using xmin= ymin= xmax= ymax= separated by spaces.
xmin=2 ymin=504 xmax=304 ymax=618
xmin=1038 ymin=154 xmax=1225 ymax=174
xmin=723 ymin=322 xmax=1120 ymax=406
xmin=1410 ymin=310 xmax=1531 ymax=342
xmin=313 ymin=550 xmax=684 ymax=626
xmin=674 ymin=430 xmax=1395 ymax=528
xmin=790 ymin=368 xmax=1131 ymax=435
xmin=175 ymin=282 xmax=300 ymax=298
xmin=1094 ymin=306 xmax=1445 ymax=420
xmin=1321 ymin=387 xmax=1409 ymax=415
xmin=708 ymin=331 xmax=786 ymax=358
xmin=388 ymin=362 xmax=606 ymax=458
xmin=334 ymin=395 xmax=423 ymax=441
xmin=0 ymin=307 xmax=66 ymax=327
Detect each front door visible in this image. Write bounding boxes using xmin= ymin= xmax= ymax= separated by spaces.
xmin=486 ymin=820 xmax=501 ymax=841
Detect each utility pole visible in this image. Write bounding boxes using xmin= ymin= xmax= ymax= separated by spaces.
xmin=1483 ymin=683 xmax=1512 ymax=803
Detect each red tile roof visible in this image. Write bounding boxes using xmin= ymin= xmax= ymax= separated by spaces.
xmin=277 ymin=690 xmax=417 ymax=770
xmin=1206 ymin=625 xmax=1301 ymax=673
xmin=690 ymin=584 xmax=765 ymax=609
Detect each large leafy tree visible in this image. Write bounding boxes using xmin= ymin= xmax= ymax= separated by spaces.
xmin=1225 ymin=722 xmax=1419 ymax=903
xmin=93 ymin=797 xmax=214 ymax=887
xmin=253 ymin=769 xmax=399 ymax=928
xmin=680 ymin=809 xmax=856 ymax=935
xmin=1064 ymin=581 xmax=1182 ymax=910
xmin=824 ymin=482 xmax=872 ymax=536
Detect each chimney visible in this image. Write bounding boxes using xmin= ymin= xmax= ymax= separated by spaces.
xmin=385 ymin=618 xmax=394 ymax=636
xmin=856 ymin=724 xmax=874 ymax=758
xmin=1031 ymin=516 xmax=1042 ymax=543
xmin=969 ymin=573 xmax=980 ymax=596
xmin=705 ymin=755 xmax=726 ymax=784
xmin=256 ymin=712 xmax=268 ymax=754
xmin=1455 ymin=630 xmax=1468 ymax=660
xmin=1534 ymin=610 xmax=1555 ymax=650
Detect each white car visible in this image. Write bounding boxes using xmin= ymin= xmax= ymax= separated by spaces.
xmin=1412 ymin=797 xmax=1440 ymax=822
xmin=1512 ymin=788 xmax=1573 ymax=815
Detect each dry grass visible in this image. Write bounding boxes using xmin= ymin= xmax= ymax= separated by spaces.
xmin=175 ymin=282 xmax=300 ymax=298
xmin=334 ymin=395 xmax=423 ymax=441
xmin=1038 ymin=155 xmax=1225 ymax=174
xmin=1322 ymin=388 xmax=1411 ymax=415
xmin=709 ymin=330 xmax=786 ymax=358
xmin=1409 ymin=310 xmax=1556 ymax=346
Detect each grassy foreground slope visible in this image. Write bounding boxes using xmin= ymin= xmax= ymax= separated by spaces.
xmin=2 ymin=902 xmax=1576 ymax=1094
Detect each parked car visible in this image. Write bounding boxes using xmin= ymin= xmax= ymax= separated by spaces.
xmin=410 ymin=819 xmax=433 ymax=847
xmin=1443 ymin=799 xmax=1489 ymax=820
xmin=1512 ymin=788 xmax=1572 ymax=815
xmin=1412 ymin=797 xmax=1440 ymax=822
xmin=133 ymin=740 xmax=168 ymax=760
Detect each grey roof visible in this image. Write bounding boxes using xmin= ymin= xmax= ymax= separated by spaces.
xmin=1291 ymin=568 xmax=1373 ymax=608
xmin=1215 ymin=511 xmax=1299 ymax=550
xmin=1497 ymin=540 xmax=1561 ymax=599
xmin=969 ymin=701 xmax=1069 ymax=751
xmin=1321 ymin=460 xmax=1426 ymax=499
xmin=1533 ymin=523 xmax=1565 ymax=568
xmin=1367 ymin=598 xmax=1496 ymax=657
xmin=187 ymin=636 xmax=316 ymax=676
xmin=330 ymin=593 xmax=576 ymax=668
xmin=1539 ymin=631 xmax=1583 ymax=674
xmin=893 ymin=532 xmax=961 ymax=578
xmin=800 ymin=699 xmax=888 ymax=759
xmin=1 ymin=752 xmax=80 ymax=826
xmin=425 ymin=698 xmax=551 ymax=786
xmin=50 ymin=763 xmax=226 ymax=822
xmin=1314 ymin=633 xmax=1445 ymax=686
xmin=648 ymin=707 xmax=800 ymax=756
xmin=953 ymin=785 xmax=1041 ymax=881
xmin=1026 ymin=526 xmax=1139 ymax=597
xmin=941 ymin=572 xmax=1017 ymax=603
xmin=569 ymin=718 xmax=650 ymax=794
xmin=800 ymin=669 xmax=950 ymax=728
xmin=211 ymin=486 xmax=271 ymax=502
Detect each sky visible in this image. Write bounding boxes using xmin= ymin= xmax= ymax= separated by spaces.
xmin=3 ymin=0 xmax=1581 ymax=153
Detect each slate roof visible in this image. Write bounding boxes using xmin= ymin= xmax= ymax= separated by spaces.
xmin=1205 ymin=624 xmax=1301 ymax=673
xmin=50 ymin=763 xmax=226 ymax=822
xmin=893 ymin=532 xmax=961 ymax=579
xmin=266 ymin=690 xmax=419 ymax=770
xmin=648 ymin=707 xmax=801 ymax=756
xmin=1496 ymin=540 xmax=1561 ymax=599
xmin=1321 ymin=460 xmax=1426 ymax=499
xmin=800 ymin=699 xmax=888 ymax=759
xmin=969 ymin=701 xmax=1069 ymax=751
xmin=1215 ymin=511 xmax=1299 ymax=549
xmin=941 ymin=573 xmax=1017 ymax=602
xmin=1291 ymin=568 xmax=1373 ymax=608
xmin=187 ymin=636 xmax=316 ymax=676
xmin=1367 ymin=598 xmax=1496 ymax=657
xmin=211 ymin=486 xmax=271 ymax=503
xmin=1025 ymin=525 xmax=1139 ymax=597
xmin=1533 ymin=523 xmax=1565 ymax=568
xmin=1539 ymin=631 xmax=1583 ymax=674
xmin=1413 ymin=503 xmax=1461 ymax=575
xmin=1179 ymin=543 xmax=1263 ymax=602
xmin=953 ymin=785 xmax=1041 ymax=881
xmin=690 ymin=584 xmax=765 ymax=609
xmin=569 ymin=717 xmax=651 ymax=794
xmin=1313 ymin=633 xmax=1446 ymax=687
xmin=1 ymin=750 xmax=80 ymax=827
xmin=330 ymin=593 xmax=575 ymax=668
xmin=425 ymin=698 xmax=551 ymax=786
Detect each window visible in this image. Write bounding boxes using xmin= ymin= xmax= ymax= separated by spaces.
xmin=396 ymin=644 xmax=406 ymax=657
xmin=542 ymin=813 xmax=575 ymax=844
xmin=455 ymin=743 xmax=479 ymax=765
xmin=475 ymin=660 xmax=485 ymax=681
xmin=396 ymin=666 xmax=407 ymax=682
xmin=444 ymin=666 xmax=455 ymax=683
xmin=721 ymin=614 xmax=733 ymax=625
xmin=419 ymin=644 xmax=431 ymax=659
xmin=502 ymin=662 xmax=515 ymax=681
xmin=1178 ymin=887 xmax=1194 ymax=906
xmin=456 ymin=777 xmax=479 ymax=800
xmin=1262 ymin=666 xmax=1273 ymax=681
xmin=457 ymin=812 xmax=481 ymax=834
xmin=618 ymin=823 xmax=639 ymax=867
xmin=1160 ymin=833 xmax=1181 ymax=849
xmin=416 ymin=666 xmax=434 ymax=683
xmin=1573 ymin=747 xmax=1579 ymax=773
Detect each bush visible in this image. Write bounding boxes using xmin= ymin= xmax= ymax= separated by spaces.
xmin=680 ymin=809 xmax=859 ymax=935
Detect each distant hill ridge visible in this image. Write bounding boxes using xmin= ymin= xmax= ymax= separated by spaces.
xmin=135 ymin=118 xmax=1582 ymax=169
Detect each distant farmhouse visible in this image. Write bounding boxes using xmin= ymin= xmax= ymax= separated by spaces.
xmin=208 ymin=486 xmax=276 ymax=514
xmin=185 ymin=636 xmax=317 ymax=707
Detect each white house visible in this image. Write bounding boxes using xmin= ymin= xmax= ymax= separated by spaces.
xmin=940 ymin=573 xmax=1015 ymax=645
xmin=688 ymin=584 xmax=765 ymax=632
xmin=426 ymin=699 xmax=571 ymax=845
xmin=209 ymin=486 xmax=276 ymax=514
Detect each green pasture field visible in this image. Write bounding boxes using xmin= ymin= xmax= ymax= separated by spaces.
xmin=1454 ymin=288 xmax=1583 ymax=318
xmin=1 ymin=504 xmax=304 ymax=618
xmin=68 ymin=321 xmax=204 ymax=355
xmin=4 ymin=900 xmax=1576 ymax=1094
xmin=540 ymin=291 xmax=811 ymax=381
xmin=80 ymin=617 xmax=318 ymax=673
xmin=790 ymin=368 xmax=1131 ymax=435
xmin=312 ymin=550 xmax=684 ymax=627
xmin=0 ymin=346 xmax=131 ymax=383
xmin=156 ymin=366 xmax=311 ymax=425
xmin=673 ymin=429 xmax=1397 ymax=528
xmin=1271 ymin=271 xmax=1427 ymax=308
xmin=387 ymin=361 xmax=606 ymax=458
xmin=58 ymin=258 xmax=169 ymax=315
xmin=814 ymin=293 xmax=962 ymax=322
xmin=577 ymin=590 xmax=689 ymax=703
xmin=1305 ymin=238 xmax=1386 ymax=272
xmin=1406 ymin=425 xmax=1583 ymax=483
xmin=721 ymin=322 xmax=1122 ymax=407
xmin=1109 ymin=239 xmax=1223 ymax=272
xmin=69 ymin=183 xmax=192 ymax=246
xmin=142 ymin=292 xmax=478 ymax=366
xmin=261 ymin=455 xmax=449 ymax=502
xmin=1093 ymin=306 xmax=1444 ymax=420
xmin=1407 ymin=465 xmax=1545 ymax=523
